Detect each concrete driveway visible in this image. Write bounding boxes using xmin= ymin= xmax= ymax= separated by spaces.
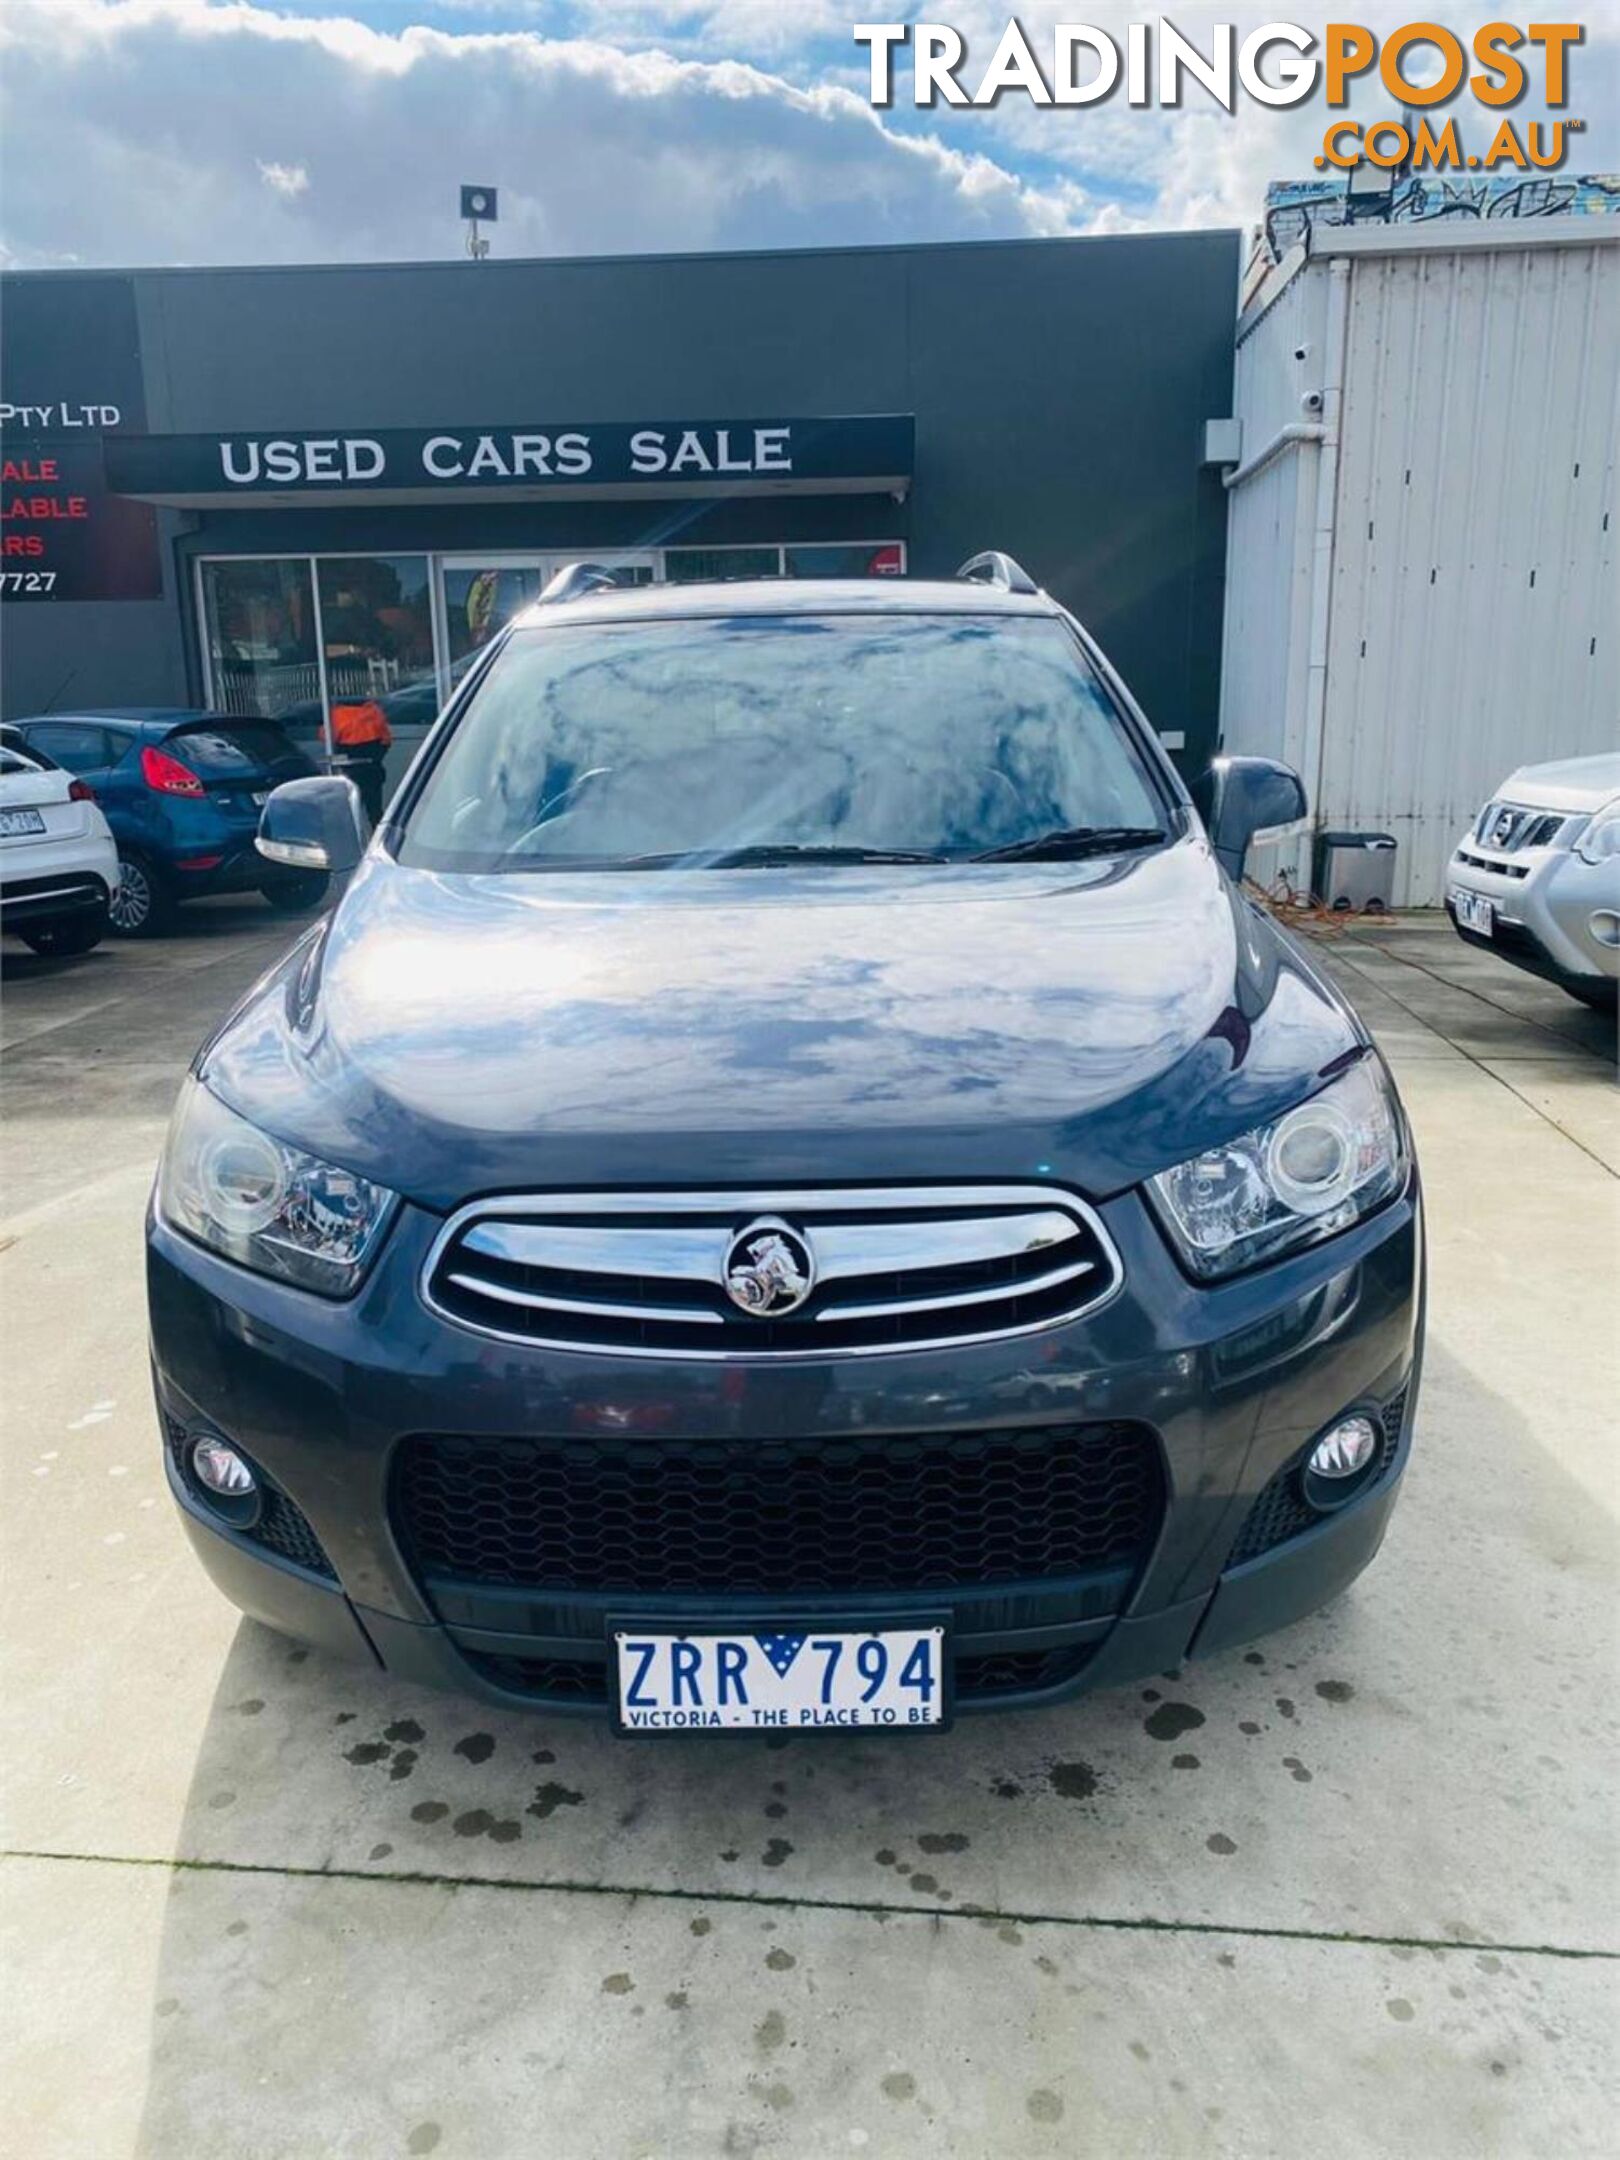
xmin=3 ymin=903 xmax=1615 ymax=2158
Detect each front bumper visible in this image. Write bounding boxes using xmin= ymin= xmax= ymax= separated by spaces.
xmin=1446 ymin=843 xmax=1620 ymax=990
xmin=148 ymin=1176 xmax=1424 ymax=1718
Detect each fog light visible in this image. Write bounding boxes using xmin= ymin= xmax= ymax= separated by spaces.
xmin=192 ymin=1437 xmax=256 ymax=1498
xmin=1308 ymin=1415 xmax=1377 ymax=1481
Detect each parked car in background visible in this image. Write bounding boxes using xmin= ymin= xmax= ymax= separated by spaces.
xmin=1446 ymin=754 xmax=1620 ymax=1010
xmin=0 ymin=726 xmax=119 ymax=957
xmin=8 ymin=711 xmax=328 ymax=936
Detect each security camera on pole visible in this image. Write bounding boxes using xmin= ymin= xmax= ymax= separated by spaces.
xmin=460 ymin=185 xmax=497 ymax=261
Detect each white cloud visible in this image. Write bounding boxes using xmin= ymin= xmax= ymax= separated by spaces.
xmin=0 ymin=0 xmax=1083 ymax=268
xmin=257 ymin=158 xmax=310 ymax=197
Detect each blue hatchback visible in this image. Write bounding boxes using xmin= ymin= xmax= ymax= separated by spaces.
xmin=9 ymin=709 xmax=325 ymax=935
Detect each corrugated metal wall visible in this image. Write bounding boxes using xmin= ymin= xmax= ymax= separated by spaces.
xmin=1221 ymin=229 xmax=1620 ymax=907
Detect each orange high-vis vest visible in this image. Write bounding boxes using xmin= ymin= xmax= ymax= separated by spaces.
xmin=331 ymin=699 xmax=393 ymax=748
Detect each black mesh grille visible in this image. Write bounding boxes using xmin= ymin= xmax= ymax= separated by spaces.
xmin=468 ymin=1642 xmax=1096 ymax=1708
xmin=953 ymin=1644 xmax=1096 ymax=1698
xmin=1226 ymin=1389 xmax=1408 ymax=1569
xmin=396 ymin=1423 xmax=1163 ymax=1600
xmin=163 ymin=1412 xmax=336 ymax=1581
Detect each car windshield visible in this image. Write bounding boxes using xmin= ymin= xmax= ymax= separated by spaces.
xmin=396 ymin=612 xmax=1166 ymax=873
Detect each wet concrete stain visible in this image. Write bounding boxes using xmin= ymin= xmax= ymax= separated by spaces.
xmin=207 ymin=1791 xmax=235 ymax=1810
xmin=388 ymin=1750 xmax=418 ymax=1782
xmin=155 ymin=1999 xmax=180 ymax=2019
xmin=528 ymin=1781 xmax=585 ymax=1821
xmin=690 ymin=1917 xmax=712 ymax=1937
xmin=1275 ymin=1698 xmax=1296 ymax=1721
xmin=1049 ymin=1761 xmax=1099 ymax=1799
xmin=992 ymin=1778 xmax=1024 ymax=1799
xmin=225 ymin=1920 xmax=249 ymax=1937
xmin=385 ymin=1719 xmax=426 ymax=1745
xmin=916 ymin=1832 xmax=969 ymax=1854
xmin=1026 ymin=2090 xmax=1064 ymax=2124
xmin=764 ymin=1801 xmax=788 ymax=1820
xmin=1141 ymin=1688 xmax=1161 ymax=1703
xmin=1143 ymin=1703 xmax=1205 ymax=1743
xmin=1129 ymin=2040 xmax=1151 ymax=2062
xmin=1206 ymin=1833 xmax=1238 ymax=1855
xmin=1476 ymin=1954 xmax=1503 ymax=1975
xmin=1217 ymin=1952 xmax=1236 ymax=1969
xmin=602 ymin=1973 xmax=634 ymax=1995
xmin=873 ymin=1848 xmax=898 ymax=1867
xmin=454 ymin=1733 xmax=496 ymax=1765
xmin=1172 ymin=1753 xmax=1200 ymax=1770
xmin=452 ymin=1807 xmax=521 ymax=1843
xmin=333 ymin=1712 xmax=357 ymax=1726
xmin=1243 ymin=1651 xmax=1265 ymax=1666
xmin=369 ymin=1842 xmax=393 ymax=1862
xmin=908 ymin=1872 xmax=940 ymax=1896
xmin=1315 ymin=1679 xmax=1355 ymax=1704
xmin=344 ymin=1742 xmax=390 ymax=1766
xmin=719 ymin=1849 xmax=740 ymax=1863
xmin=755 ymin=2010 xmax=787 ymax=2053
xmin=761 ymin=1839 xmax=793 ymax=1868
xmin=236 ymin=1698 xmax=264 ymax=1716
xmin=765 ymin=1949 xmax=796 ymax=1971
xmin=533 ymin=1748 xmax=556 ymax=1765
xmin=1386 ymin=1998 xmax=1415 ymax=2022
xmin=881 ymin=2072 xmax=916 ymax=2103
xmin=760 ymin=2083 xmax=794 ymax=2112
xmin=406 ymin=2124 xmax=441 ymax=2155
xmin=666 ymin=1991 xmax=689 ymax=2011
xmin=1282 ymin=1756 xmax=1313 ymax=1783
xmin=410 ymin=1801 xmax=450 ymax=1824
xmin=1238 ymin=1721 xmax=1261 ymax=1736
xmin=1034 ymin=1955 xmax=1058 ymax=1977
xmin=998 ymin=1924 xmax=1023 ymax=1947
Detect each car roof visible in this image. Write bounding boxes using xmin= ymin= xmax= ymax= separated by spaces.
xmin=14 ymin=708 xmax=243 ymax=733
xmin=509 ymin=575 xmax=1059 ymax=633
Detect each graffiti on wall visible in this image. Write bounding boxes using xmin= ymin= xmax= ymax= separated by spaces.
xmin=1264 ymin=172 xmax=1620 ymax=263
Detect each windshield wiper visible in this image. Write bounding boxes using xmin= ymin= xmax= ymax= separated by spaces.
xmin=972 ymin=825 xmax=1166 ymax=863
xmin=704 ymin=843 xmax=948 ymax=867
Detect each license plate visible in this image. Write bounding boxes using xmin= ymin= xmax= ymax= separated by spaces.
xmin=0 ymin=808 xmax=47 ymax=837
xmin=1451 ymin=888 xmax=1494 ymax=936
xmin=612 ymin=1624 xmax=948 ymax=1733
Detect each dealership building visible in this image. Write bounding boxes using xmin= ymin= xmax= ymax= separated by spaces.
xmin=4 ymin=218 xmax=1615 ymax=906
xmin=0 ymin=233 xmax=1237 ymax=793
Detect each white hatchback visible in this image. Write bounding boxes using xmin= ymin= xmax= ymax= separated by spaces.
xmin=0 ymin=725 xmax=120 ymax=956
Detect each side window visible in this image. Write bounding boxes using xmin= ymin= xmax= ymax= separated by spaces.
xmin=27 ymin=723 xmax=113 ymax=775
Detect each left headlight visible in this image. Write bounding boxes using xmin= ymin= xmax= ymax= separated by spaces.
xmin=157 ymin=1076 xmax=397 ymax=1296
xmin=1574 ymin=799 xmax=1620 ymax=867
xmin=1148 ymin=1056 xmax=1406 ymax=1281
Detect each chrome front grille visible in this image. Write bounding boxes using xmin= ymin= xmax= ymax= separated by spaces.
xmin=423 ymin=1185 xmax=1120 ymax=1357
xmin=1472 ymin=801 xmax=1570 ymax=856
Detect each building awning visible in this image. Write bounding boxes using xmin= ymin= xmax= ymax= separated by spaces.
xmin=104 ymin=414 xmax=914 ymax=509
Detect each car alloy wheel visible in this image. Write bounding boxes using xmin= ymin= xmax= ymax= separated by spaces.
xmin=109 ymin=854 xmax=157 ymax=934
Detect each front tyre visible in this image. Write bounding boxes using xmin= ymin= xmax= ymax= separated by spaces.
xmin=259 ymin=871 xmax=331 ymax=915
xmin=108 ymin=851 xmax=172 ymax=938
xmin=19 ymin=905 xmax=108 ymax=957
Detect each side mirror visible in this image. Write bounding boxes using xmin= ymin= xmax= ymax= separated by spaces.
xmin=1203 ymin=755 xmax=1308 ymax=880
xmin=256 ymin=775 xmax=368 ymax=877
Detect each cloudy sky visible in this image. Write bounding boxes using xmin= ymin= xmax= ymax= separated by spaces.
xmin=1 ymin=0 xmax=1615 ymax=268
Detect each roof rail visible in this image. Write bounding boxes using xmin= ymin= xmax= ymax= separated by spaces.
xmin=955 ymin=551 xmax=1038 ymax=595
xmin=538 ymin=561 xmax=624 ymax=604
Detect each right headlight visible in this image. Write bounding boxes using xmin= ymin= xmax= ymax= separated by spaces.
xmin=1148 ymin=1056 xmax=1406 ymax=1281
xmin=157 ymin=1076 xmax=397 ymax=1296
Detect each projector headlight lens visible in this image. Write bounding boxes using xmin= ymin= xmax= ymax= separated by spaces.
xmin=1149 ymin=1056 xmax=1405 ymax=1280
xmin=158 ymin=1076 xmax=397 ymax=1296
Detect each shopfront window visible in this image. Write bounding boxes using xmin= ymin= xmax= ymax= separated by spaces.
xmin=200 ymin=559 xmax=321 ymax=751
xmin=786 ymin=542 xmax=904 ymax=578
xmin=443 ymin=562 xmax=544 ymax=672
xmin=666 ymin=546 xmax=780 ymax=583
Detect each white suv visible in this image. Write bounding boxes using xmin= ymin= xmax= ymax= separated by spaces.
xmin=1446 ymin=753 xmax=1620 ymax=1011
xmin=0 ymin=726 xmax=120 ymax=957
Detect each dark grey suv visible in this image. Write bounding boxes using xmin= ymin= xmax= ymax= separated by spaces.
xmin=147 ymin=556 xmax=1422 ymax=1730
